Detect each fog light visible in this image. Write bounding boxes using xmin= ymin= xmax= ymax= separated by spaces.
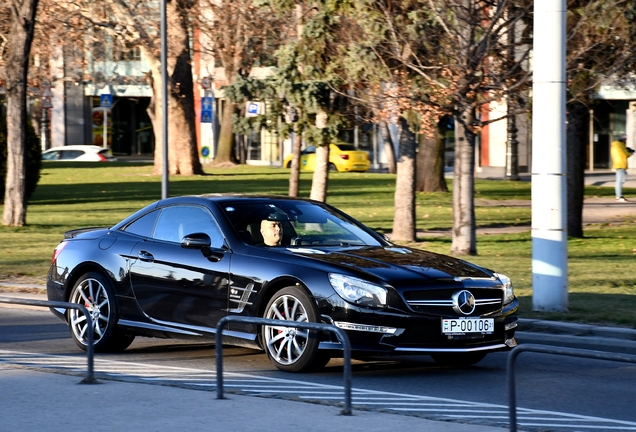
xmin=334 ymin=321 xmax=398 ymax=334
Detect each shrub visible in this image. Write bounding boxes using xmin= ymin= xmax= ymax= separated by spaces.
xmin=0 ymin=111 xmax=42 ymax=202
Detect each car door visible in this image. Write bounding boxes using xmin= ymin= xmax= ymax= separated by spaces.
xmin=129 ymin=205 xmax=230 ymax=329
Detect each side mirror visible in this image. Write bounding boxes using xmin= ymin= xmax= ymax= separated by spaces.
xmin=181 ymin=233 xmax=212 ymax=249
xmin=181 ymin=232 xmax=224 ymax=262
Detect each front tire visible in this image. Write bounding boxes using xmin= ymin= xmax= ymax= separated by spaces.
xmin=262 ymin=287 xmax=326 ymax=372
xmin=68 ymin=272 xmax=134 ymax=352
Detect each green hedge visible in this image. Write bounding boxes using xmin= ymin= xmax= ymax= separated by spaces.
xmin=0 ymin=112 xmax=42 ymax=201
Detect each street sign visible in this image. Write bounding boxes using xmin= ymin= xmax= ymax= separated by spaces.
xmin=100 ymin=94 xmax=113 ymax=108
xmin=246 ymin=101 xmax=262 ymax=117
xmin=201 ymin=146 xmax=211 ymax=158
xmin=42 ymin=97 xmax=53 ymax=109
xmin=201 ymin=96 xmax=214 ymax=123
xmin=201 ymin=76 xmax=212 ymax=90
xmin=202 ymin=97 xmax=213 ymax=111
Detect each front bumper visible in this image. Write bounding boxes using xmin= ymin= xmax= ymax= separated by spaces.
xmin=317 ymin=298 xmax=519 ymax=355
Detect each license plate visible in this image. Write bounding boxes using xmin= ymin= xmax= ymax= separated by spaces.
xmin=442 ymin=318 xmax=494 ymax=335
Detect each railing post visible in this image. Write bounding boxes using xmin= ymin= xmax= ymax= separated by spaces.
xmin=507 ymin=344 xmax=636 ymax=432
xmin=0 ymin=296 xmax=97 ymax=384
xmin=215 ymin=316 xmax=228 ymax=400
xmin=507 ymin=345 xmax=522 ymax=432
xmin=215 ymin=316 xmax=352 ymax=414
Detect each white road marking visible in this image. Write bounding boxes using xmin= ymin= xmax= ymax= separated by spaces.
xmin=1 ymin=349 xmax=635 ymax=431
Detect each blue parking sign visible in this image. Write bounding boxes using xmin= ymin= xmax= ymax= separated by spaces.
xmin=247 ymin=102 xmax=259 ymax=116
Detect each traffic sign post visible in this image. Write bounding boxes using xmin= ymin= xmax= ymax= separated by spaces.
xmin=201 ymin=96 xmax=214 ymax=123
xmin=201 ymin=76 xmax=212 ymax=90
xmin=99 ymin=94 xmax=113 ymax=148
xmin=40 ymin=81 xmax=52 ymax=151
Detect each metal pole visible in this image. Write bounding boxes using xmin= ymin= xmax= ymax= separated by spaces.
xmin=215 ymin=316 xmax=352 ymax=415
xmin=0 ymin=297 xmax=96 ymax=384
xmin=103 ymin=107 xmax=108 ymax=149
xmin=40 ymin=108 xmax=50 ymax=151
xmin=531 ymin=0 xmax=568 ymax=311
xmin=160 ymin=0 xmax=169 ymax=199
xmin=507 ymin=344 xmax=636 ymax=432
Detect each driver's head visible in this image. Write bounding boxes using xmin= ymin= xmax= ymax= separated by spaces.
xmin=260 ymin=219 xmax=282 ymax=246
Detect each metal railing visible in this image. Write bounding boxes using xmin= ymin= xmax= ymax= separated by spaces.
xmin=215 ymin=315 xmax=353 ymax=415
xmin=0 ymin=296 xmax=97 ymax=384
xmin=507 ymin=343 xmax=636 ymax=432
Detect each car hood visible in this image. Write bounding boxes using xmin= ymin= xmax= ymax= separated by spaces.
xmin=286 ymin=245 xmax=493 ymax=283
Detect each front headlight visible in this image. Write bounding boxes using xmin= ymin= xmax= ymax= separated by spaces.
xmin=328 ymin=274 xmax=388 ymax=308
xmin=495 ymin=272 xmax=515 ymax=305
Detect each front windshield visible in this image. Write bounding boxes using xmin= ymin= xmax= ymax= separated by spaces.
xmin=220 ymin=199 xmax=384 ymax=247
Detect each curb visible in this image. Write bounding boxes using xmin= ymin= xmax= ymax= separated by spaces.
xmin=517 ymin=318 xmax=636 ymax=356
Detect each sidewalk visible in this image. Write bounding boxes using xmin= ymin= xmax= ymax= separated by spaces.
xmin=0 ymin=366 xmax=510 ymax=432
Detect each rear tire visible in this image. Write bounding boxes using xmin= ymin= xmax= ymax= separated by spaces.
xmin=68 ymin=272 xmax=134 ymax=352
xmin=262 ymin=287 xmax=326 ymax=372
xmin=328 ymin=162 xmax=338 ymax=172
xmin=430 ymin=352 xmax=487 ymax=367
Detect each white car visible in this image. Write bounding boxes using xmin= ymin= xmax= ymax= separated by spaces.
xmin=42 ymin=145 xmax=117 ymax=162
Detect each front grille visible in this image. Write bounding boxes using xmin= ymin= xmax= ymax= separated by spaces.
xmin=402 ymin=288 xmax=503 ymax=316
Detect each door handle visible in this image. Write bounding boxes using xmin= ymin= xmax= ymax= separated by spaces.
xmin=138 ymin=250 xmax=154 ymax=262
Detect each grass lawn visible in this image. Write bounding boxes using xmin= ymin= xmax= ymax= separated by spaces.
xmin=1 ymin=161 xmax=635 ymax=328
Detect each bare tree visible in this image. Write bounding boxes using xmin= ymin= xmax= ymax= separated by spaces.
xmin=393 ymin=117 xmax=417 ymax=241
xmin=288 ymin=124 xmax=302 ymax=196
xmin=54 ymin=0 xmax=203 ymax=175
xmin=1 ymin=0 xmax=40 ymax=226
xmin=196 ymin=0 xmax=291 ymax=165
xmin=310 ymin=143 xmax=329 ymax=202
xmin=417 ymin=116 xmax=449 ymax=192
xmin=564 ymin=0 xmax=636 ymax=237
xmin=343 ymin=0 xmax=532 ymax=253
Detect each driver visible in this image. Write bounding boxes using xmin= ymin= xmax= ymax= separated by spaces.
xmin=260 ymin=219 xmax=282 ymax=246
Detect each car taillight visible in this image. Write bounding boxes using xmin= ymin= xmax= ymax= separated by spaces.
xmin=51 ymin=242 xmax=68 ymax=264
xmin=340 ymin=154 xmax=349 ymax=160
xmin=98 ymin=152 xmax=108 ymax=162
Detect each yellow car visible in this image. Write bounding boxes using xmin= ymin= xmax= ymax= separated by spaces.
xmin=283 ymin=143 xmax=370 ymax=172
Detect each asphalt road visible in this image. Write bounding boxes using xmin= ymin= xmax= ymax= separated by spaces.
xmin=2 ymin=306 xmax=636 ymax=431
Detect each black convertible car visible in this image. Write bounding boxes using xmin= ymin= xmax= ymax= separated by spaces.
xmin=47 ymin=194 xmax=518 ymax=372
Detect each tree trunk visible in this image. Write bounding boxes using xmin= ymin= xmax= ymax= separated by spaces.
xmin=214 ymin=99 xmax=237 ymax=165
xmin=566 ymin=101 xmax=588 ymax=238
xmin=147 ymin=0 xmax=203 ymax=176
xmin=451 ymin=107 xmax=477 ymax=255
xmin=380 ymin=121 xmax=397 ymax=174
xmin=310 ymin=144 xmax=329 ymax=202
xmin=417 ymin=118 xmax=448 ymax=192
xmin=2 ymin=0 xmax=40 ymax=227
xmin=392 ymin=116 xmax=417 ymax=242
xmin=288 ymin=126 xmax=302 ymax=197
